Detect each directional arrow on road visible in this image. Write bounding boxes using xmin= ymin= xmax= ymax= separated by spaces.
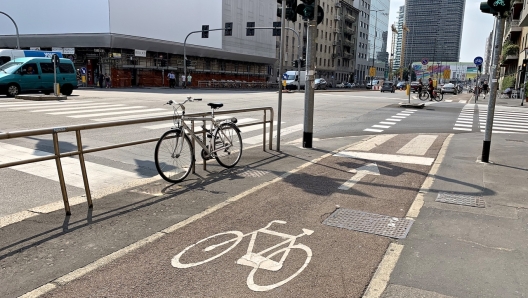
xmin=338 ymin=163 xmax=380 ymax=190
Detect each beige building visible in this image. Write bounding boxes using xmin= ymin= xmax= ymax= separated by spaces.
xmin=275 ymin=0 xmax=360 ymax=87
xmin=500 ymin=0 xmax=528 ymax=90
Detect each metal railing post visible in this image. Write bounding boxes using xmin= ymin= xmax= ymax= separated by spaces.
xmin=263 ymin=109 xmax=266 ymax=151
xmin=75 ymin=130 xmax=93 ymax=208
xmin=269 ymin=108 xmax=274 ymax=150
xmin=202 ymin=118 xmax=207 ymax=171
xmin=191 ymin=120 xmax=196 ymax=174
xmin=52 ymin=132 xmax=71 ymax=215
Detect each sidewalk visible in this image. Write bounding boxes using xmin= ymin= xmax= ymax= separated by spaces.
xmin=382 ymin=132 xmax=528 ymax=298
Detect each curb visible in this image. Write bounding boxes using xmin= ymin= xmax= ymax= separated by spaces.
xmin=16 ymin=95 xmax=68 ymax=101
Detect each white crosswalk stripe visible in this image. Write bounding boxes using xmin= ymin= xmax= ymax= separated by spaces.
xmin=243 ymin=124 xmax=303 ymax=144
xmin=479 ymin=106 xmax=528 ymax=134
xmin=47 ymin=106 xmax=142 ymax=115
xmin=363 ymin=109 xmax=417 ymax=133
xmin=0 ymin=101 xmax=93 ymax=108
xmin=453 ymin=104 xmax=475 ymax=131
xmin=0 ymin=142 xmax=148 ymax=190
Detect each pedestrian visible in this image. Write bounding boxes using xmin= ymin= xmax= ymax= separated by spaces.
xmin=482 ymin=81 xmax=489 ymax=98
xmin=105 ymin=73 xmax=111 ymax=88
xmin=98 ymin=73 xmax=104 ymax=89
xmin=168 ymin=71 xmax=176 ymax=88
xmin=187 ymin=74 xmax=192 ymax=87
xmin=181 ymin=74 xmax=186 ymax=88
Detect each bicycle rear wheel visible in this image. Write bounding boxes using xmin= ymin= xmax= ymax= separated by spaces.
xmin=214 ymin=123 xmax=243 ymax=168
xmin=155 ymin=129 xmax=194 ymax=183
xmin=434 ymin=92 xmax=443 ymax=102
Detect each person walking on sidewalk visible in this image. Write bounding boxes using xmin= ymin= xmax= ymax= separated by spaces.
xmin=167 ymin=71 xmax=176 ymax=88
xmin=98 ymin=73 xmax=104 ymax=89
xmin=187 ymin=74 xmax=192 ymax=88
xmin=181 ymin=74 xmax=186 ymax=88
xmin=105 ymin=73 xmax=111 ymax=88
xmin=482 ymin=81 xmax=489 ymax=99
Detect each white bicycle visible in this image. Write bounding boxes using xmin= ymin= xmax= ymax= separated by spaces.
xmin=171 ymin=220 xmax=314 ymax=292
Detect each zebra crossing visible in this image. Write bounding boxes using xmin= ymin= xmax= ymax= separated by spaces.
xmin=453 ymin=104 xmax=475 ymax=131
xmin=479 ymin=106 xmax=528 ymax=134
xmin=363 ymin=109 xmax=418 ymax=133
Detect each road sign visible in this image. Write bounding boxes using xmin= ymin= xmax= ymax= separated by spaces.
xmin=80 ymin=67 xmax=87 ymax=75
xmin=443 ymin=69 xmax=451 ymax=79
xmin=474 ymin=56 xmax=483 ymax=65
xmin=369 ymin=67 xmax=376 ymax=77
xmin=282 ymin=73 xmax=288 ymax=80
xmin=421 ymin=58 xmax=428 ymax=65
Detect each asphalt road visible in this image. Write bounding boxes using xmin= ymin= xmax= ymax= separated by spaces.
xmin=0 ymin=88 xmax=486 ymax=297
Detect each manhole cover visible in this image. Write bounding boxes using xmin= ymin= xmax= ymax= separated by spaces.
xmin=322 ymin=208 xmax=414 ymax=239
xmin=435 ymin=192 xmax=485 ymax=208
xmin=233 ymin=168 xmax=270 ymax=178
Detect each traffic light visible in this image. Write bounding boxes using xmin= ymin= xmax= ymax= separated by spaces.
xmin=480 ymin=2 xmax=498 ymax=15
xmin=300 ymin=59 xmax=306 ymax=68
xmin=487 ymin=0 xmax=510 ymax=14
xmin=522 ymin=59 xmax=528 ymax=71
xmin=185 ymin=59 xmax=191 ymax=67
xmin=201 ymin=25 xmax=209 ymax=38
xmin=293 ymin=60 xmax=299 ymax=68
xmin=273 ymin=22 xmax=281 ymax=37
xmin=286 ymin=0 xmax=298 ymax=22
xmin=477 ymin=65 xmax=482 ymax=72
xmin=246 ymin=22 xmax=255 ymax=36
xmin=225 ymin=22 xmax=232 ymax=36
xmin=296 ymin=0 xmax=324 ymax=25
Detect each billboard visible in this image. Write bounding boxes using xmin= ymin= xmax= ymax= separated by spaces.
xmin=411 ymin=62 xmax=481 ymax=81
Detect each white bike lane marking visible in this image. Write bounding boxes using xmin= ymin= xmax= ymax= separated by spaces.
xmin=171 ymin=220 xmax=313 ymax=292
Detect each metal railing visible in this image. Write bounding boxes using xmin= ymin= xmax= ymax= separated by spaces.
xmin=0 ymin=107 xmax=274 ymax=215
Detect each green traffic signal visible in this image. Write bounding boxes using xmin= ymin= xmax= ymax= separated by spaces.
xmin=486 ymin=0 xmax=510 ymax=14
xmin=480 ymin=2 xmax=498 ymax=15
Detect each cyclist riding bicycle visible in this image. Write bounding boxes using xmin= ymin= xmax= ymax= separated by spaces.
xmin=428 ymin=78 xmax=434 ymax=101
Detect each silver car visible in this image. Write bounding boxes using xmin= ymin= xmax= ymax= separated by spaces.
xmin=314 ymin=78 xmax=327 ymax=90
xmin=441 ymin=83 xmax=457 ymax=95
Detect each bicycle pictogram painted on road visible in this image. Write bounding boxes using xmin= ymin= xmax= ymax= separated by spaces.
xmin=171 ymin=220 xmax=314 ymax=292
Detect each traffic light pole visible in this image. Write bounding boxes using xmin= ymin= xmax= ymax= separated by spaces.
xmin=183 ymin=28 xmax=226 ymax=88
xmin=0 ymin=11 xmax=20 ymax=49
xmin=302 ymin=1 xmax=318 ymax=149
xmin=481 ymin=15 xmax=505 ymax=163
xmin=276 ymin=1 xmax=287 ymax=151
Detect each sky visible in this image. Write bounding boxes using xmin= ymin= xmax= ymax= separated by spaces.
xmin=387 ymin=0 xmax=495 ymax=63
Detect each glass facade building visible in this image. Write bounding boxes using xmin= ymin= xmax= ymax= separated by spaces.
xmin=404 ymin=0 xmax=466 ymax=66
xmin=368 ymin=0 xmax=390 ymax=78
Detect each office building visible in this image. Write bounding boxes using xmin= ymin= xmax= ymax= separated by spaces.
xmin=403 ymin=0 xmax=465 ymax=66
xmin=368 ymin=0 xmax=390 ymax=79
xmin=353 ymin=0 xmax=372 ymax=83
xmin=393 ymin=5 xmax=405 ymax=70
xmin=0 ymin=0 xmax=276 ymax=87
xmin=276 ymin=0 xmax=360 ymax=85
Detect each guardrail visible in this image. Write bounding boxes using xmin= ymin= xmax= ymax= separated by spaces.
xmin=197 ymin=80 xmax=279 ymax=89
xmin=0 ymin=106 xmax=274 ymax=215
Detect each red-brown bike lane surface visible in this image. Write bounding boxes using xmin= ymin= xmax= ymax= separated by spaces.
xmin=42 ymin=133 xmax=448 ymax=298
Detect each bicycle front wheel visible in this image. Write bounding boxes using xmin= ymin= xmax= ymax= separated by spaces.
xmin=214 ymin=123 xmax=243 ymax=168
xmin=155 ymin=129 xmax=194 ymax=183
xmin=419 ymin=91 xmax=429 ymax=101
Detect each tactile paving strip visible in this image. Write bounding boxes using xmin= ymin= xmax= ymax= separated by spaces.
xmin=322 ymin=208 xmax=414 ymax=239
xmin=435 ymin=192 xmax=485 ymax=208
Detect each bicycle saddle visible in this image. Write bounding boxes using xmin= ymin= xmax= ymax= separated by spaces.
xmin=208 ymin=103 xmax=223 ymax=109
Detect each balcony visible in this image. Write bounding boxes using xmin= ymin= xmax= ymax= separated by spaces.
xmin=505 ymin=19 xmax=521 ymax=37
xmin=343 ymin=26 xmax=355 ymax=35
xmin=334 ymin=15 xmax=341 ymax=21
xmin=519 ymin=2 xmax=528 ymax=26
xmin=343 ymin=52 xmax=354 ymax=60
xmin=344 ymin=13 xmax=355 ymax=22
xmin=334 ymin=28 xmax=341 ymax=34
xmin=343 ymin=39 xmax=354 ymax=48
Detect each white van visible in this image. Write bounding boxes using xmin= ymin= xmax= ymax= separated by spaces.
xmin=366 ymin=80 xmax=380 ymax=89
xmin=0 ymin=49 xmax=64 ymax=65
xmin=283 ymin=71 xmax=306 ymax=90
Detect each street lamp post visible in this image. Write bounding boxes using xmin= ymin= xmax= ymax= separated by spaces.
xmin=0 ymin=11 xmax=20 ymax=49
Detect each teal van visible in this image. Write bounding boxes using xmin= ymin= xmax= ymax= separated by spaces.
xmin=0 ymin=57 xmax=78 ymax=97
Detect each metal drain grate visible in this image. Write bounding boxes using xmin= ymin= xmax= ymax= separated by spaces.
xmin=322 ymin=208 xmax=414 ymax=239
xmin=233 ymin=168 xmax=270 ymax=178
xmin=435 ymin=192 xmax=485 ymax=208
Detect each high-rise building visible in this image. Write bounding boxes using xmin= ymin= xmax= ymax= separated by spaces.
xmin=353 ymin=0 xmax=372 ymax=83
xmin=403 ymin=0 xmax=466 ymax=66
xmin=368 ymin=0 xmax=390 ymax=79
xmin=393 ymin=5 xmax=405 ymax=70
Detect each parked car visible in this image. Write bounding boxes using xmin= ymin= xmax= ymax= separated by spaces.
xmin=380 ymin=82 xmax=396 ymax=93
xmin=346 ymin=82 xmax=354 ymax=88
xmin=410 ymin=81 xmax=421 ymax=93
xmin=314 ymin=78 xmax=327 ymax=90
xmin=441 ymin=83 xmax=457 ymax=94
